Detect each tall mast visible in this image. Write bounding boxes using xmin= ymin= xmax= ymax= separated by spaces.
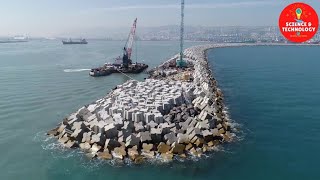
xmin=180 ymin=0 xmax=185 ymax=62
xmin=177 ymin=0 xmax=185 ymax=67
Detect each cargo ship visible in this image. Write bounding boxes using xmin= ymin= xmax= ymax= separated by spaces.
xmin=89 ymin=18 xmax=148 ymax=77
xmin=62 ymin=38 xmax=88 ymax=45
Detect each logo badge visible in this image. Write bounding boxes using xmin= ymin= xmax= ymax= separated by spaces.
xmin=279 ymin=2 xmax=319 ymax=43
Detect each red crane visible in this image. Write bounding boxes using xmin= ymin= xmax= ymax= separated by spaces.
xmin=123 ymin=18 xmax=137 ymax=68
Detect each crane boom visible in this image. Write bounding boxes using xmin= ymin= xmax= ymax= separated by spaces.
xmin=124 ymin=18 xmax=137 ymax=60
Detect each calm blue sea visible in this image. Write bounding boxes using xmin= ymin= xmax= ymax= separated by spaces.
xmin=0 ymin=42 xmax=319 ymax=179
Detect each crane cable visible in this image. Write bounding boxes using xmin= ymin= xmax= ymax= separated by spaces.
xmin=115 ymin=68 xmax=138 ymax=81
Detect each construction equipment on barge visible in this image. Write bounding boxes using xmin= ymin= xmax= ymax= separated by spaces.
xmin=89 ymin=18 xmax=148 ymax=77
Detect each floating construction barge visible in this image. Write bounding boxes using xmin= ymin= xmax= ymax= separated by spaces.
xmin=89 ymin=62 xmax=148 ymax=77
xmin=90 ymin=18 xmax=148 ymax=77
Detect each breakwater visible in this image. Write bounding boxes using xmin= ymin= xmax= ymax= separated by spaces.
xmin=48 ymin=43 xmax=318 ymax=163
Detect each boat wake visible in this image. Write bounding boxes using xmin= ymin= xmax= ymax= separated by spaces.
xmin=64 ymin=69 xmax=91 ymax=73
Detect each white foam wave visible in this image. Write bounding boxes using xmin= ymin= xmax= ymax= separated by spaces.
xmin=35 ymin=130 xmax=238 ymax=168
xmin=63 ymin=69 xmax=91 ymax=73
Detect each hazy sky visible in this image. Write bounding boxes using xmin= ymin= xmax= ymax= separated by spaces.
xmin=0 ymin=0 xmax=319 ymax=37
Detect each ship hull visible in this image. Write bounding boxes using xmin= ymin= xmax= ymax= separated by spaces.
xmin=62 ymin=41 xmax=88 ymax=45
xmin=89 ymin=63 xmax=148 ymax=77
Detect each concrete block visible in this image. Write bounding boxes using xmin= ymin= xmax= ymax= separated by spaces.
xmin=164 ymin=132 xmax=177 ymax=145
xmin=71 ymin=129 xmax=84 ymax=142
xmin=218 ymin=128 xmax=225 ymax=135
xmin=185 ymin=143 xmax=193 ymax=151
xmin=125 ymin=109 xmax=134 ymax=121
xmin=81 ymin=132 xmax=92 ymax=143
xmin=144 ymin=113 xmax=155 ymax=124
xmin=158 ymin=123 xmax=173 ymax=135
xmin=119 ymin=129 xmax=131 ymax=141
xmin=223 ymin=131 xmax=232 ymax=142
xmin=57 ymin=124 xmax=66 ymax=134
xmin=211 ymin=128 xmax=219 ymax=136
xmin=134 ymin=122 xmax=145 ymax=132
xmin=189 ymin=118 xmax=198 ymax=127
xmin=58 ymin=134 xmax=69 ymax=144
xmin=78 ymin=107 xmax=91 ymax=117
xmin=154 ymin=113 xmax=164 ymax=124
xmin=114 ymin=118 xmax=124 ymax=130
xmin=163 ymin=102 xmax=171 ymax=114
xmin=177 ymin=133 xmax=190 ymax=144
xmin=128 ymin=148 xmax=139 ymax=161
xmin=104 ymin=123 xmax=118 ymax=139
xmin=87 ymin=104 xmax=98 ymax=113
xmin=202 ymin=130 xmax=213 ymax=142
xmin=87 ymin=114 xmax=97 ymax=122
xmin=112 ymin=147 xmax=127 ymax=160
xmin=195 ymin=121 xmax=210 ymax=130
xmin=104 ymin=139 xmax=121 ymax=151
xmin=194 ymin=138 xmax=205 ymax=147
xmin=123 ymin=121 xmax=134 ymax=130
xmin=157 ymin=142 xmax=171 ymax=153
xmin=222 ymin=122 xmax=231 ymax=131
xmin=171 ymin=142 xmax=185 ymax=154
xmin=134 ymin=112 xmax=144 ymax=123
xmin=155 ymin=104 xmax=163 ymax=114
xmin=142 ymin=143 xmax=154 ymax=152
xmin=125 ymin=134 xmax=140 ymax=147
xmin=98 ymin=109 xmax=110 ymax=120
xmin=150 ymin=128 xmax=162 ymax=143
xmin=141 ymin=151 xmax=155 ymax=159
xmin=161 ymin=153 xmax=173 ymax=162
xmin=137 ymin=131 xmax=152 ymax=143
xmin=79 ymin=142 xmax=91 ymax=151
xmin=109 ymin=106 xmax=118 ymax=116
xmin=208 ymin=140 xmax=220 ymax=147
xmin=91 ymin=133 xmax=106 ymax=146
xmin=179 ymin=122 xmax=189 ymax=132
xmin=47 ymin=127 xmax=59 ymax=137
xmin=97 ymin=151 xmax=113 ymax=160
xmin=199 ymin=110 xmax=212 ymax=121
xmin=91 ymin=143 xmax=102 ymax=153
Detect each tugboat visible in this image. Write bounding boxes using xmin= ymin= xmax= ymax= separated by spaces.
xmin=89 ymin=18 xmax=148 ymax=77
xmin=62 ymin=38 xmax=88 ymax=45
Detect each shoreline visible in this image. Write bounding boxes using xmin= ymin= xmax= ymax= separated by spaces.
xmin=47 ymin=43 xmax=319 ymax=163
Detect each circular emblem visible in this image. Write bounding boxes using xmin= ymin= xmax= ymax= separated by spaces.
xmin=279 ymin=2 xmax=319 ymax=43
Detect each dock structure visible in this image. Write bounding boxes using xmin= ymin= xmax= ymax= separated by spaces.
xmin=48 ymin=44 xmax=235 ymax=163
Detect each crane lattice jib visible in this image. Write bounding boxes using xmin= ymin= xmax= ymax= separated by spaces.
xmin=125 ymin=18 xmax=137 ymax=60
xmin=180 ymin=0 xmax=185 ymax=62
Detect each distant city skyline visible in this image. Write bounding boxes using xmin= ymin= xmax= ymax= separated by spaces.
xmin=0 ymin=0 xmax=319 ymax=37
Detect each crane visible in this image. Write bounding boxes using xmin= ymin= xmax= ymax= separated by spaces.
xmin=176 ymin=0 xmax=186 ymax=68
xmin=123 ymin=18 xmax=138 ymax=68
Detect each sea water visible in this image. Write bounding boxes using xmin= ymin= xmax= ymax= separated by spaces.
xmin=0 ymin=42 xmax=319 ymax=179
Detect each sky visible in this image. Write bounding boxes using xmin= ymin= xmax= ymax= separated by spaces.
xmin=0 ymin=0 xmax=319 ymax=37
